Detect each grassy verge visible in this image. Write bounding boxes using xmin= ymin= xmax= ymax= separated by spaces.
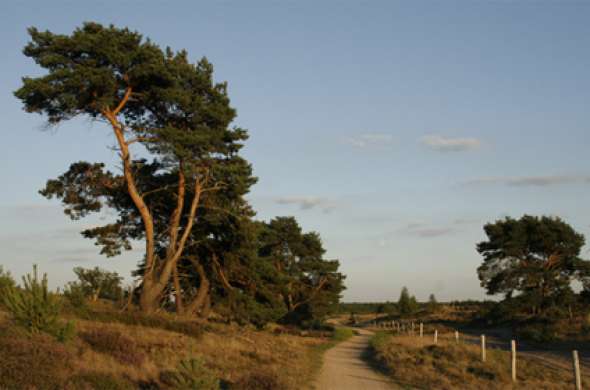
xmin=370 ymin=333 xmax=573 ymax=390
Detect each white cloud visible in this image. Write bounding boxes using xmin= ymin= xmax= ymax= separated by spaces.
xmin=420 ymin=135 xmax=481 ymax=152
xmin=464 ymin=175 xmax=590 ymax=187
xmin=342 ymin=133 xmax=394 ymax=149
xmin=399 ymin=223 xmax=454 ymax=238
xmin=275 ymin=196 xmax=336 ymax=213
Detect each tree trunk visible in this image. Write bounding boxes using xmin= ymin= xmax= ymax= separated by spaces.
xmin=200 ymin=294 xmax=211 ymax=320
xmin=185 ymin=262 xmax=210 ymax=317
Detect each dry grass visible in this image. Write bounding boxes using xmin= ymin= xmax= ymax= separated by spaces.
xmin=0 ymin=308 xmax=329 ymax=389
xmin=371 ymin=333 xmax=575 ymax=390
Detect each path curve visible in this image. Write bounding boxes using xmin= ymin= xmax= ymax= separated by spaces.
xmin=315 ymin=328 xmax=395 ymax=390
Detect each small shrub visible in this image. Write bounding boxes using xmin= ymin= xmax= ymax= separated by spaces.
xmin=63 ymin=281 xmax=89 ymax=312
xmin=0 ymin=266 xmax=15 ymax=296
xmin=2 ymin=265 xmax=74 ymax=341
xmin=332 ymin=327 xmax=354 ymax=342
xmin=56 ymin=320 xmax=77 ymax=343
xmin=72 ymin=266 xmax=123 ymax=302
xmin=161 ymin=357 xmax=219 ymax=390
xmin=80 ymin=328 xmax=145 ymax=365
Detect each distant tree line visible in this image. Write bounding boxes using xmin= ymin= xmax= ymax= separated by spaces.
xmin=339 ymin=287 xmax=439 ymax=317
xmin=14 ymin=23 xmax=344 ymax=327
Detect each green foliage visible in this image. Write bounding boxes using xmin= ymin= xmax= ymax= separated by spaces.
xmin=72 ymin=266 xmax=123 ymax=301
xmin=161 ymin=357 xmax=220 ymax=390
xmin=0 ymin=265 xmax=15 ymax=292
xmin=215 ymin=291 xmax=287 ymax=329
xmin=477 ymin=215 xmax=590 ymax=316
xmin=518 ymin=322 xmax=558 ymax=343
xmin=62 ymin=281 xmax=89 ymax=312
xmin=15 ymin=22 xmax=346 ymax=321
xmin=16 ymin=22 xmax=259 ymax=313
xmin=56 ymin=320 xmax=77 ymax=343
xmin=80 ymin=328 xmax=145 ymax=365
xmin=257 ymin=217 xmax=346 ymax=326
xmin=332 ymin=327 xmax=354 ymax=342
xmin=1 ymin=265 xmax=72 ymax=340
xmin=398 ymin=286 xmax=418 ymax=316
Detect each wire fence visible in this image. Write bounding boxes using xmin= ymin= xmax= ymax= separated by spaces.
xmin=368 ymin=319 xmax=585 ymax=389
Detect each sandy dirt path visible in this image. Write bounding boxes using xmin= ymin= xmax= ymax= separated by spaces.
xmin=315 ymin=328 xmax=396 ymax=390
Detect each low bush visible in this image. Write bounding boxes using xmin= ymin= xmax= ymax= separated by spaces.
xmin=518 ymin=322 xmax=558 ymax=343
xmin=63 ymin=281 xmax=89 ymax=313
xmin=2 ymin=265 xmax=75 ymax=341
xmin=332 ymin=327 xmax=354 ymax=342
xmin=2 ymin=265 xmax=60 ymax=332
xmin=0 ymin=266 xmax=15 ymax=297
xmin=80 ymin=328 xmax=145 ymax=366
xmin=160 ymin=357 xmax=220 ymax=390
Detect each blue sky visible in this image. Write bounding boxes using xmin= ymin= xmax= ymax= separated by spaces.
xmin=1 ymin=1 xmax=590 ymax=301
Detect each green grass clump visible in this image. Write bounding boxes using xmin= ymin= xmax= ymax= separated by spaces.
xmin=161 ymin=357 xmax=220 ymax=390
xmin=332 ymin=327 xmax=355 ymax=342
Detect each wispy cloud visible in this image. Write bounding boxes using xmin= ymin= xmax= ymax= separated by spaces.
xmin=420 ymin=135 xmax=481 ymax=152
xmin=275 ymin=196 xmax=336 ymax=213
xmin=463 ymin=175 xmax=590 ymax=187
xmin=342 ymin=133 xmax=394 ymax=149
xmin=399 ymin=223 xmax=454 ymax=238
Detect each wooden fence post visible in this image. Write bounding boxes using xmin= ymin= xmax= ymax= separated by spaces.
xmin=573 ymin=350 xmax=582 ymax=390
xmin=420 ymin=323 xmax=423 ymax=338
xmin=511 ymin=340 xmax=517 ymax=382
xmin=455 ymin=330 xmax=459 ymax=343
xmin=434 ymin=330 xmax=438 ymax=345
xmin=481 ymin=335 xmax=486 ymax=362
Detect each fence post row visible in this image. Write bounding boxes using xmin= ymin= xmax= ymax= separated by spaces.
xmin=434 ymin=330 xmax=438 ymax=345
xmin=481 ymin=335 xmax=486 ymax=362
xmin=419 ymin=322 xmax=423 ymax=338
